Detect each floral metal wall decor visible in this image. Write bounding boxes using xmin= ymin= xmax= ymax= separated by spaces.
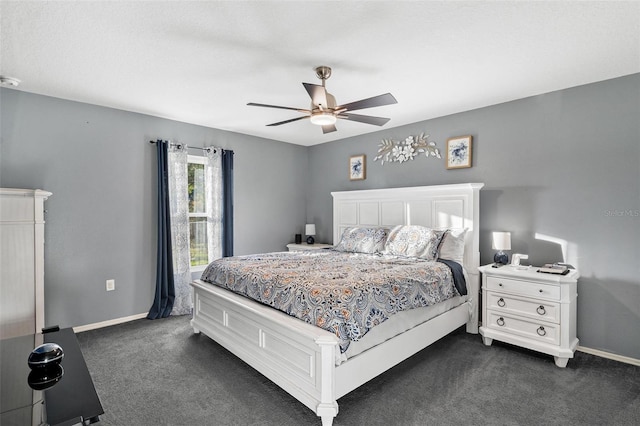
xmin=373 ymin=133 xmax=441 ymax=164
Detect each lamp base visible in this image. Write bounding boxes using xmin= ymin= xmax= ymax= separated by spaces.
xmin=494 ymin=251 xmax=509 ymax=265
xmin=306 ymin=236 xmax=315 ymax=244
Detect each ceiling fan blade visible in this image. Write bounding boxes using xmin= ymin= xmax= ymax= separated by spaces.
xmin=247 ymin=102 xmax=310 ymax=113
xmin=322 ymin=124 xmax=337 ymax=134
xmin=338 ymin=113 xmax=391 ymax=126
xmin=266 ymin=116 xmax=309 ymax=126
xmin=336 ymin=93 xmax=397 ymax=112
xmin=302 ymin=83 xmax=329 ymax=108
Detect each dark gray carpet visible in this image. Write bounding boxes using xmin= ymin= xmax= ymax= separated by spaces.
xmin=76 ymin=316 xmax=639 ymax=425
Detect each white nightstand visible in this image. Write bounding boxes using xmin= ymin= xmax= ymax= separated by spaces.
xmin=286 ymin=243 xmax=333 ymax=252
xmin=478 ymin=264 xmax=579 ymax=367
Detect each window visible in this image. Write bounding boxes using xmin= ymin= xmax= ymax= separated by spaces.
xmin=187 ymin=155 xmax=209 ymax=268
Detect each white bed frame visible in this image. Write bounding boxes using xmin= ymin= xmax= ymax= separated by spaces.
xmin=191 ymin=183 xmax=483 ymax=426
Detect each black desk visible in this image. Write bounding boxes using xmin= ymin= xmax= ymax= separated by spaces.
xmin=0 ymin=328 xmax=104 ymax=425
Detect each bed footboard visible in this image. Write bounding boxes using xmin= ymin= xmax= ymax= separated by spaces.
xmin=190 ymin=279 xmax=340 ymax=426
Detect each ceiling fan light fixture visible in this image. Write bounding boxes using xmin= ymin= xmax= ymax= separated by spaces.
xmin=310 ymin=112 xmax=337 ymax=126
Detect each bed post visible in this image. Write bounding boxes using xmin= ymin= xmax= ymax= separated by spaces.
xmin=315 ymin=335 xmax=338 ymax=426
xmin=465 ymin=183 xmax=483 ymax=334
xmin=466 ymin=270 xmax=480 ymax=334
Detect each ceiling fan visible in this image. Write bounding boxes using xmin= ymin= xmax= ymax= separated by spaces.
xmin=248 ymin=66 xmax=397 ymax=134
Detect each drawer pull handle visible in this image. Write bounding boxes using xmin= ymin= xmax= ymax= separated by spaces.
xmin=497 ymin=298 xmax=506 ymax=307
xmin=536 ymin=305 xmax=546 ymax=315
xmin=537 ymin=326 xmax=546 ymax=336
xmin=539 ymin=289 xmax=544 ymax=293
xmin=497 ymin=317 xmax=505 ymax=327
xmin=498 ymin=283 xmax=504 ymax=287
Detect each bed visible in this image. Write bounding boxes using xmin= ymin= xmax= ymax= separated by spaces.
xmin=190 ymin=183 xmax=483 ymax=426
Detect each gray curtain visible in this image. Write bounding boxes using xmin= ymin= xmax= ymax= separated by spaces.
xmin=149 ymin=143 xmax=233 ymax=319
xmin=147 ymin=140 xmax=175 ymax=319
xmin=222 ymin=149 xmax=234 ymax=257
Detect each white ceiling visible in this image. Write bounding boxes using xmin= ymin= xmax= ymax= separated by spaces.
xmin=1 ymin=1 xmax=639 ymax=146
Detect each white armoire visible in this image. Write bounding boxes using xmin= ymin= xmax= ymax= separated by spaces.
xmin=0 ymin=188 xmax=52 ymax=339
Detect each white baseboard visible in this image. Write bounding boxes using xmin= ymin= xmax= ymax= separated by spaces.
xmin=73 ymin=312 xmax=148 ymax=333
xmin=577 ymin=345 xmax=640 ymax=366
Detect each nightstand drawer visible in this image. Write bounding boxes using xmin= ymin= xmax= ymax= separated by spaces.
xmin=486 ymin=292 xmax=560 ymax=323
xmin=486 ymin=276 xmax=560 ymax=301
xmin=486 ymin=310 xmax=559 ymax=345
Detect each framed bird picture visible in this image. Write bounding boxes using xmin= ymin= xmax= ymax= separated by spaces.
xmin=446 ymin=136 xmax=472 ymax=169
xmin=349 ymin=154 xmax=366 ymax=180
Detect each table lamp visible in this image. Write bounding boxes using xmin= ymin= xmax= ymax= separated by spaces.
xmin=305 ymin=224 xmax=316 ymax=244
xmin=492 ymin=231 xmax=511 ymax=265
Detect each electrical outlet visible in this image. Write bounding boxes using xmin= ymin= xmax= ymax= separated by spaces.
xmin=106 ymin=279 xmax=115 ymax=291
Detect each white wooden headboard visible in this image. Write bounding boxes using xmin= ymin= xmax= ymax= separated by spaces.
xmin=331 ymin=183 xmax=483 ymax=269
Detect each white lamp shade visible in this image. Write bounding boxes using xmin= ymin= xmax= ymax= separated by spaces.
xmin=492 ymin=232 xmax=511 ymax=251
xmin=305 ymin=224 xmax=316 ymax=236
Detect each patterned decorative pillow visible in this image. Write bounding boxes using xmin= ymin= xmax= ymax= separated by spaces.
xmin=334 ymin=227 xmax=390 ymax=254
xmin=383 ymin=225 xmax=446 ymax=260
xmin=438 ymin=228 xmax=468 ymax=265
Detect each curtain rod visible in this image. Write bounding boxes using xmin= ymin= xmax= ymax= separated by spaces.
xmin=148 ymin=140 xmax=216 ymax=153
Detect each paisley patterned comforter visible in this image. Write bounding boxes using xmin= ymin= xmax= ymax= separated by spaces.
xmin=201 ymin=249 xmax=461 ymax=353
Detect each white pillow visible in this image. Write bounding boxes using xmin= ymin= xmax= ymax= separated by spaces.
xmin=438 ymin=228 xmax=468 ymax=265
xmin=334 ymin=227 xmax=390 ymax=254
xmin=383 ymin=225 xmax=446 ymax=260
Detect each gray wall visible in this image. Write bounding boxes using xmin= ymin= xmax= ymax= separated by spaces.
xmin=1 ymin=74 xmax=638 ymax=360
xmin=0 ymin=89 xmax=308 ymax=329
xmin=308 ymin=74 xmax=640 ymax=360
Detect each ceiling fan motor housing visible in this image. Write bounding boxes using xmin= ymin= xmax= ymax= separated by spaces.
xmin=312 ymin=92 xmax=337 ymax=111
